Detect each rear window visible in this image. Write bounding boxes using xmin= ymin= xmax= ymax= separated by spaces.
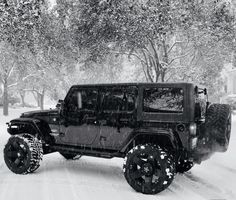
xmin=143 ymin=87 xmax=184 ymax=113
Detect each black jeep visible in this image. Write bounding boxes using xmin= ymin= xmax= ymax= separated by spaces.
xmin=4 ymin=83 xmax=232 ymax=194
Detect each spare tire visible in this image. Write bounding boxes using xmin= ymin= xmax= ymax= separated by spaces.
xmin=205 ymin=104 xmax=231 ymax=152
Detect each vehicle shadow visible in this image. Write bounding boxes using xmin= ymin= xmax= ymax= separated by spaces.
xmin=39 ymin=154 xmax=126 ymax=184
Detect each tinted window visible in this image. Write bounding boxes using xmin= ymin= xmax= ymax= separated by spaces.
xmin=68 ymin=89 xmax=98 ymax=111
xmin=143 ymin=87 xmax=184 ymax=113
xmin=102 ymin=88 xmax=136 ymax=111
xmin=81 ymin=90 xmax=98 ymax=110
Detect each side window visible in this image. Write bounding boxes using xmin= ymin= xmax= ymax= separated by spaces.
xmin=80 ymin=89 xmax=98 ymax=110
xmin=68 ymin=89 xmax=98 ymax=111
xmin=102 ymin=88 xmax=136 ymax=112
xmin=143 ymin=87 xmax=184 ymax=113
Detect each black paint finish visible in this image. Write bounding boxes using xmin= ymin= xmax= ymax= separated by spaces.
xmin=7 ymin=82 xmax=207 ymax=161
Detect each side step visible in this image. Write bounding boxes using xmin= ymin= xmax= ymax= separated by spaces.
xmin=51 ymin=144 xmax=124 ymax=159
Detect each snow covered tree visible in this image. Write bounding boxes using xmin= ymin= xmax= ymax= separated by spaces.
xmin=66 ymin=0 xmax=235 ymax=85
xmin=0 ymin=0 xmax=44 ymax=115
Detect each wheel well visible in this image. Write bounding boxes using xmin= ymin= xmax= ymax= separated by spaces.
xmin=8 ymin=123 xmax=38 ymax=136
xmin=124 ymin=134 xmax=180 ymax=156
xmin=8 ymin=120 xmax=54 ymax=144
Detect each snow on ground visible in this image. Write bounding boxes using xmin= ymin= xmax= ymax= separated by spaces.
xmin=0 ymin=108 xmax=236 ymax=200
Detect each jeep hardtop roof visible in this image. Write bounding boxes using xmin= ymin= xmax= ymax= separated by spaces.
xmin=69 ymin=82 xmax=194 ymax=89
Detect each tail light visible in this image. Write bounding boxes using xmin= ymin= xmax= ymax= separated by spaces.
xmin=189 ymin=123 xmax=197 ymax=136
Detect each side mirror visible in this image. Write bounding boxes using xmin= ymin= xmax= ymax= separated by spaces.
xmin=56 ymin=99 xmax=64 ymax=110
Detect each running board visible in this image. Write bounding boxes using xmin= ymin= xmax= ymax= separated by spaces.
xmin=51 ymin=144 xmax=124 ymax=159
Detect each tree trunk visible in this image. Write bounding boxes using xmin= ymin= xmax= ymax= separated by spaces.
xmin=32 ymin=91 xmax=39 ymax=107
xmin=37 ymin=93 xmax=41 ymax=107
xmin=19 ymin=91 xmax=26 ymax=107
xmin=32 ymin=90 xmax=44 ymax=109
xmin=161 ymin=39 xmax=168 ymax=83
xmin=0 ymin=83 xmax=3 ymax=97
xmin=3 ymin=79 xmax=8 ymax=116
xmin=38 ymin=90 xmax=45 ymax=110
xmin=233 ymin=50 xmax=236 ymax=68
xmin=39 ymin=93 xmax=44 ymax=110
xmin=161 ymin=72 xmax=165 ymax=82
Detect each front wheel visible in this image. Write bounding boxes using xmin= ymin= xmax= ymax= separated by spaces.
xmin=123 ymin=144 xmax=175 ymax=194
xmin=4 ymin=134 xmax=43 ymax=174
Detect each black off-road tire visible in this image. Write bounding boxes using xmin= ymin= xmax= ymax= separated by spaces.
xmin=4 ymin=134 xmax=43 ymax=174
xmin=123 ymin=144 xmax=175 ymax=194
xmin=60 ymin=152 xmax=80 ymax=160
xmin=176 ymin=160 xmax=194 ymax=173
xmin=205 ymin=104 xmax=232 ymax=152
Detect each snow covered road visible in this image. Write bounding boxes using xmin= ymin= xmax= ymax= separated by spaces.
xmin=0 ymin=108 xmax=236 ymax=200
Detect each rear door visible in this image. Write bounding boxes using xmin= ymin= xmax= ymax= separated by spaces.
xmin=92 ymin=86 xmax=138 ymax=150
xmin=58 ymin=87 xmax=100 ymax=146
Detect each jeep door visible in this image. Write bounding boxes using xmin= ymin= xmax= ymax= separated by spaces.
xmin=58 ymin=87 xmax=99 ymax=146
xmin=93 ymin=86 xmax=137 ymax=150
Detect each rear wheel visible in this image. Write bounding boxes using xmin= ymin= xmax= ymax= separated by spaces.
xmin=123 ymin=144 xmax=175 ymax=194
xmin=4 ymin=134 xmax=43 ymax=174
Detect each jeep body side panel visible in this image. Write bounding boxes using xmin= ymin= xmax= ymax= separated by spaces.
xmin=88 ymin=126 xmax=133 ymax=150
xmin=137 ymin=122 xmax=190 ymax=150
xmin=56 ymin=83 xmax=194 ymax=151
xmin=120 ymin=127 xmax=177 ymax=153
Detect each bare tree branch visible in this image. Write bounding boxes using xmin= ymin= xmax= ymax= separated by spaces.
xmin=109 ymin=50 xmax=148 ymax=65
xmin=140 ymin=49 xmax=154 ymax=82
xmin=168 ymin=48 xmax=194 ymax=65
xmin=167 ymin=41 xmax=185 ymax=53
xmin=6 ymin=61 xmax=16 ymax=79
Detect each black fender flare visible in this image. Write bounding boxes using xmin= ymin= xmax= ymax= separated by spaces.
xmin=7 ymin=118 xmax=54 ymax=144
xmin=120 ymin=128 xmax=180 ymax=153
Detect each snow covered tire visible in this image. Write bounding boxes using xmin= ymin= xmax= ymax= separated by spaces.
xmin=4 ymin=134 xmax=43 ymax=174
xmin=205 ymin=104 xmax=231 ymax=152
xmin=123 ymin=144 xmax=175 ymax=194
